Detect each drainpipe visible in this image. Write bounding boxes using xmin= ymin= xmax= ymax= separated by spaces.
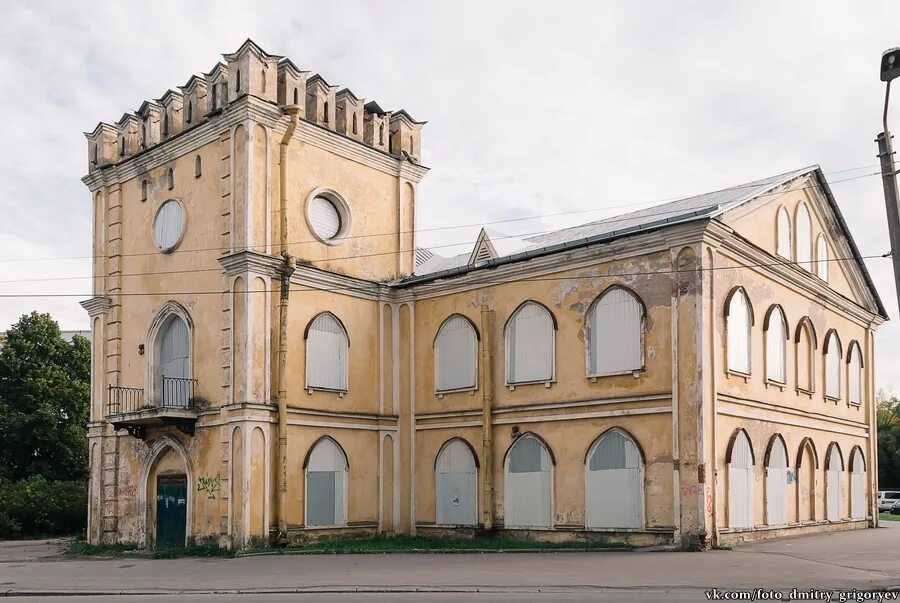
xmin=274 ymin=105 xmax=300 ymax=542
xmin=480 ymin=305 xmax=495 ymax=530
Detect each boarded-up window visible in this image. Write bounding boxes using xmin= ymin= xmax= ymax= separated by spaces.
xmin=826 ymin=445 xmax=843 ymax=522
xmin=765 ymin=306 xmax=787 ymax=384
xmin=726 ymin=289 xmax=751 ymax=374
xmin=850 ymin=450 xmax=865 ymax=519
xmin=504 ymin=435 xmax=552 ymax=528
xmin=435 ymin=439 xmax=477 ymax=526
xmin=158 ymin=315 xmax=190 ymax=408
xmin=585 ymin=430 xmax=642 ymax=528
xmin=153 ymin=199 xmax=185 ymax=253
xmin=796 ymin=320 xmax=814 ymax=392
xmin=434 ymin=316 xmax=477 ymax=392
xmin=587 ymin=288 xmax=643 ymax=375
xmin=777 ymin=207 xmax=792 ymax=259
xmin=728 ymin=430 xmax=753 ymax=529
xmin=816 ymin=235 xmax=829 ymax=281
xmin=309 ymin=196 xmax=342 ymax=240
xmin=796 ymin=203 xmax=812 ymax=271
xmin=825 ymin=333 xmax=841 ymax=399
xmin=506 ymin=303 xmax=554 ymax=384
xmin=848 ymin=343 xmax=862 ymax=406
xmin=765 ymin=437 xmax=787 ymax=526
xmin=306 ymin=313 xmax=349 ymax=391
xmin=305 ymin=438 xmax=347 ymax=526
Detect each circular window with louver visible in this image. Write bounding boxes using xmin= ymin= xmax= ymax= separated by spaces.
xmin=308 ymin=195 xmax=345 ymax=242
xmin=153 ymin=199 xmax=185 ymax=253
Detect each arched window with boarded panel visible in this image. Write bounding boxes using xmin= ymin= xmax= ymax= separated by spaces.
xmin=584 ymin=428 xmax=644 ymax=529
xmin=434 ymin=314 xmax=479 ymax=393
xmin=849 ymin=446 xmax=866 ymax=519
xmin=303 ymin=436 xmax=349 ymax=527
xmin=764 ymin=434 xmax=788 ymax=526
xmin=764 ymin=305 xmax=788 ymax=385
xmin=503 ymin=433 xmax=553 ymax=528
xmin=824 ymin=329 xmax=842 ymax=400
xmin=586 ymin=286 xmax=645 ymax=376
xmin=777 ymin=206 xmax=792 ymax=259
xmin=504 ymin=301 xmax=556 ymax=386
xmin=435 ymin=438 xmax=478 ymax=526
xmin=724 ymin=287 xmax=754 ymax=375
xmin=304 ymin=312 xmax=349 ymax=392
xmin=795 ymin=202 xmax=812 ymax=271
xmin=825 ymin=442 xmax=844 ymax=522
xmin=794 ymin=317 xmax=817 ymax=393
xmin=847 ymin=340 xmax=863 ymax=406
xmin=726 ymin=428 xmax=755 ymax=529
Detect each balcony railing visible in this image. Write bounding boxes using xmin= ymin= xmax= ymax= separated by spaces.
xmin=161 ymin=376 xmax=197 ymax=409
xmin=107 ymin=378 xmax=199 ymax=415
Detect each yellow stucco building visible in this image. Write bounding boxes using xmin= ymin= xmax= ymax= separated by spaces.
xmin=81 ymin=40 xmax=886 ymax=550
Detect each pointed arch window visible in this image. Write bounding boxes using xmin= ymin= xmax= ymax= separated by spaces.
xmin=727 ymin=429 xmax=754 ymax=529
xmin=166 ymin=167 xmax=174 ymax=190
xmin=293 ymin=87 xmax=299 ymax=105
xmin=148 ymin=303 xmax=193 ymax=408
xmin=764 ymin=305 xmax=787 ymax=384
xmin=304 ymin=437 xmax=348 ymax=527
xmin=186 ymin=101 xmax=193 ymax=124
xmin=849 ymin=448 xmax=866 ymax=519
xmin=140 ymin=179 xmax=148 ymax=202
xmin=435 ymin=439 xmax=477 ymax=526
xmin=587 ymin=287 xmax=644 ymax=376
xmin=816 ymin=234 xmax=829 ymax=281
xmin=323 ymin=101 xmax=329 ymax=124
xmin=847 ymin=341 xmax=863 ymax=406
xmin=765 ymin=435 xmax=788 ymax=525
xmin=504 ymin=435 xmax=552 ymax=528
xmin=505 ymin=302 xmax=555 ymax=385
xmin=777 ymin=206 xmax=792 ymax=259
xmin=585 ymin=429 xmax=643 ymax=528
xmin=194 ymin=155 xmax=202 ymax=178
xmin=352 ymin=113 xmax=358 ymax=135
xmin=434 ymin=315 xmax=478 ymax=393
xmin=726 ymin=288 xmax=752 ymax=375
xmin=795 ymin=318 xmax=816 ymax=393
xmin=305 ymin=313 xmax=349 ymax=392
xmin=795 ymin=203 xmax=812 ymax=271
xmin=235 ymin=68 xmax=242 ymax=92
xmin=825 ymin=443 xmax=844 ymax=521
xmin=824 ymin=330 xmax=842 ymax=399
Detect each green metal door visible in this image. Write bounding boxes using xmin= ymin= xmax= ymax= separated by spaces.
xmin=156 ymin=477 xmax=187 ymax=548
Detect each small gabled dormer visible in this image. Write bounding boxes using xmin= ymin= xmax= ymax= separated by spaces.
xmin=223 ymin=39 xmax=280 ymax=103
xmin=363 ymin=101 xmax=391 ymax=153
xmin=137 ymin=101 xmax=162 ymax=150
xmin=306 ymin=75 xmax=337 ymax=129
xmin=389 ymin=110 xmax=425 ymax=163
xmin=335 ymin=88 xmax=364 ymax=141
xmin=115 ymin=113 xmax=140 ymax=160
xmin=159 ymin=89 xmax=184 ymax=140
xmin=468 ymin=228 xmax=528 ymax=266
xmin=277 ymin=58 xmax=308 ymax=113
xmin=84 ymin=122 xmax=117 ymax=171
xmin=205 ymin=62 xmax=229 ymax=112
xmin=179 ymin=75 xmax=209 ymax=128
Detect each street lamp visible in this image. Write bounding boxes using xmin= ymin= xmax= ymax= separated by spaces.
xmin=877 ymin=47 xmax=900 ymax=317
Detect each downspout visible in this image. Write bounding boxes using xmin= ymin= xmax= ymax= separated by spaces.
xmin=480 ymin=305 xmax=495 ymax=530
xmin=274 ymin=105 xmax=300 ymax=542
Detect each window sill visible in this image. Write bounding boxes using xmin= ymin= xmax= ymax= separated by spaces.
xmin=436 ymin=387 xmax=478 ymax=399
xmin=847 ymin=401 xmax=861 ymax=409
xmin=824 ymin=395 xmax=840 ymax=404
xmin=796 ymin=387 xmax=814 ymax=399
xmin=765 ymin=379 xmax=786 ymax=391
xmin=587 ymin=368 xmax=645 ymax=382
xmin=306 ymin=387 xmax=347 ymax=398
xmin=506 ymin=380 xmax=555 ymax=391
xmin=725 ymin=370 xmax=750 ymax=383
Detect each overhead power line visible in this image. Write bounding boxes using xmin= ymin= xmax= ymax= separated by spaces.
xmin=0 ymin=252 xmax=889 ymax=299
xmin=0 ymin=169 xmax=881 ymax=265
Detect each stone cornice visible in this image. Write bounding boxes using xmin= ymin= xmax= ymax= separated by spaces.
xmin=80 ymin=296 xmax=112 ymax=317
xmin=218 ymin=250 xmax=282 ymax=277
xmin=290 ymin=264 xmax=387 ymax=301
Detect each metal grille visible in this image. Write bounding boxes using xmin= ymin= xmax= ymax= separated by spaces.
xmin=108 ymin=386 xmax=145 ymax=415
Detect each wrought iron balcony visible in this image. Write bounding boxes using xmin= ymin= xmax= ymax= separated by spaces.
xmin=107 ymin=378 xmax=200 ymax=439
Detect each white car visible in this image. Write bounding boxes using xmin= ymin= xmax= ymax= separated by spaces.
xmin=878 ymin=490 xmax=900 ymax=512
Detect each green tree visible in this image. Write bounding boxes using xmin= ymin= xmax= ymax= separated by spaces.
xmin=0 ymin=312 xmax=90 ymax=482
xmin=877 ymin=390 xmax=900 ymax=489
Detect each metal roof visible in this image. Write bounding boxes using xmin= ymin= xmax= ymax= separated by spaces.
xmin=398 ymin=166 xmax=887 ymax=318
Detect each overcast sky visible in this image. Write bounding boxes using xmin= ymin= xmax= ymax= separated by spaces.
xmin=1 ymin=1 xmax=898 ymax=390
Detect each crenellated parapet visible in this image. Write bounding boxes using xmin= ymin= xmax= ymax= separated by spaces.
xmin=84 ymin=38 xmax=425 ymax=171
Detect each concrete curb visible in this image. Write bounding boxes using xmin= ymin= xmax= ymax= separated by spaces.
xmin=235 ymin=546 xmax=636 ymax=557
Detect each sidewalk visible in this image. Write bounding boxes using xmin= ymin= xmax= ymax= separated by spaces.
xmin=1 ymin=524 xmax=898 ymax=596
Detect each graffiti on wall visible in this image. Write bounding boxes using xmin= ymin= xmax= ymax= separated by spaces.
xmin=197 ymin=474 xmax=221 ymax=499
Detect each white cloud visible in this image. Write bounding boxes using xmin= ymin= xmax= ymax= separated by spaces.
xmin=0 ymin=0 xmax=898 ymax=388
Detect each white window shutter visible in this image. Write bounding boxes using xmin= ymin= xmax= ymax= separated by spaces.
xmin=848 ymin=346 xmax=862 ymax=405
xmin=306 ymin=314 xmax=349 ymax=391
xmin=507 ymin=303 xmax=554 ymax=383
xmin=590 ymin=288 xmax=642 ymax=375
xmin=825 ymin=336 xmax=840 ymax=398
xmin=728 ymin=431 xmax=753 ymax=529
xmin=765 ymin=308 xmax=786 ymax=383
xmin=153 ymin=200 xmax=185 ymax=252
xmin=435 ymin=316 xmax=477 ymax=391
xmin=727 ymin=291 xmax=751 ymax=374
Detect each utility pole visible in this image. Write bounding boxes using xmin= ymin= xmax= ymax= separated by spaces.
xmin=877 ymin=47 xmax=900 ymax=317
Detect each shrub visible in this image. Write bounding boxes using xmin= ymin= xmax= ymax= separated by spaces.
xmin=0 ymin=476 xmax=87 ymax=538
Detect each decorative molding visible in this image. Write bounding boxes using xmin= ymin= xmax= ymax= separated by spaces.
xmin=80 ymin=296 xmax=112 ymax=317
xmin=218 ymin=250 xmax=282 ymax=277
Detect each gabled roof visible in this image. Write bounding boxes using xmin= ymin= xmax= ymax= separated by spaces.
xmin=401 ymin=166 xmax=887 ymax=318
xmin=84 ymin=122 xmax=116 ymax=139
xmin=205 ymin=62 xmax=228 ymax=80
xmin=116 ymin=112 xmax=139 ymax=127
xmin=337 ymin=88 xmax=364 ymax=103
xmin=307 ymin=74 xmax=336 ymax=90
xmin=364 ymin=100 xmax=389 ymax=116
xmin=159 ymin=89 xmax=183 ymax=106
xmin=223 ymin=38 xmax=281 ymax=62
xmin=277 ymin=57 xmax=308 ymax=78
xmin=137 ymin=100 xmax=161 ymax=115
xmin=390 ymin=109 xmax=426 ymax=125
xmin=179 ymin=74 xmax=208 ymax=93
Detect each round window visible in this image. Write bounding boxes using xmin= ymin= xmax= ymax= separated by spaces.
xmin=153 ymin=199 xmax=185 ymax=253
xmin=308 ymin=195 xmax=343 ymax=240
